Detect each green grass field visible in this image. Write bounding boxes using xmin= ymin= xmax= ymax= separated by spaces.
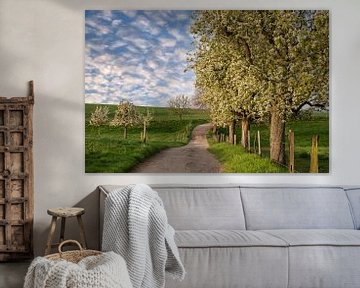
xmin=213 ymin=112 xmax=329 ymax=173
xmin=85 ymin=103 xmax=329 ymax=173
xmin=85 ymin=104 xmax=209 ymax=172
xmin=208 ymin=140 xmax=288 ymax=173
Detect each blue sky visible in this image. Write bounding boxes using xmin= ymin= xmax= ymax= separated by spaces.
xmin=85 ymin=10 xmax=195 ymax=106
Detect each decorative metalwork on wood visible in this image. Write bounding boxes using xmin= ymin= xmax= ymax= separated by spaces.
xmin=0 ymin=81 xmax=34 ymax=261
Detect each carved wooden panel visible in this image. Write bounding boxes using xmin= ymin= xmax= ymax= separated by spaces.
xmin=0 ymin=81 xmax=34 ymax=261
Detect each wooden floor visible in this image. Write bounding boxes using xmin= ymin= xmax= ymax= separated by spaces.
xmin=0 ymin=261 xmax=30 ymax=288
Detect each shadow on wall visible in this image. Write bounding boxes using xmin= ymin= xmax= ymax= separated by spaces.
xmin=38 ymin=187 xmax=100 ymax=256
xmin=32 ymin=90 xmax=85 ymax=256
xmin=0 ymin=0 xmax=102 ymax=257
xmin=72 ymin=187 xmax=101 ymax=250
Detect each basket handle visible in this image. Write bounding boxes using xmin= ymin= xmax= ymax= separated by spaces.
xmin=58 ymin=240 xmax=83 ymax=255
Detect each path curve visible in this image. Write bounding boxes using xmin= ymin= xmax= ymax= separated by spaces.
xmin=130 ymin=123 xmax=222 ymax=173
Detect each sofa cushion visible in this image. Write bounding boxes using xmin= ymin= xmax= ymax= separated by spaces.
xmin=287 ymin=246 xmax=360 ymax=288
xmin=175 ymin=230 xmax=287 ymax=248
xmin=165 ymin=247 xmax=289 ymax=288
xmin=262 ymin=229 xmax=360 ymax=246
xmin=261 ymin=230 xmax=360 ymax=288
xmin=241 ymin=187 xmax=355 ymax=230
xmin=100 ymin=185 xmax=246 ymax=230
xmin=154 ymin=186 xmax=246 ymax=230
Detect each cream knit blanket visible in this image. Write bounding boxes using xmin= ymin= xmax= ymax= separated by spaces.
xmin=102 ymin=184 xmax=185 ymax=288
xmin=24 ymin=251 xmax=132 ymax=288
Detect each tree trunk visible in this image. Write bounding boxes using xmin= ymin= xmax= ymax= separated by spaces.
xmin=270 ymin=110 xmax=286 ymax=164
xmin=228 ymin=120 xmax=235 ymax=144
xmin=123 ymin=127 xmax=128 ymax=139
xmin=241 ymin=118 xmax=250 ymax=148
xmin=212 ymin=124 xmax=217 ymax=134
xmin=143 ymin=123 xmax=147 ymax=143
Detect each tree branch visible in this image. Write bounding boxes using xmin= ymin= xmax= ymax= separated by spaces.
xmin=222 ymin=27 xmax=253 ymax=64
xmin=292 ymin=101 xmax=327 ymax=114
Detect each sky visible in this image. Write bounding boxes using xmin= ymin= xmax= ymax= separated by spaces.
xmin=85 ymin=10 xmax=195 ymax=106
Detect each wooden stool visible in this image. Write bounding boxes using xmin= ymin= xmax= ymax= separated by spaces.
xmin=45 ymin=207 xmax=87 ymax=255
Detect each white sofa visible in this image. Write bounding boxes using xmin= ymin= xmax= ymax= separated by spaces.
xmin=99 ymin=185 xmax=360 ymax=288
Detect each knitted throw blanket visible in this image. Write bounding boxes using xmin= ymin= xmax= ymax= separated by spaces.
xmin=24 ymin=251 xmax=133 ymax=288
xmin=102 ymin=184 xmax=185 ymax=288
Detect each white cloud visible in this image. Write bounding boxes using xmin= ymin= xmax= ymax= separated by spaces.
xmin=85 ymin=10 xmax=196 ymax=106
xmin=97 ymin=11 xmax=113 ymax=22
xmin=144 ymin=11 xmax=170 ymax=26
xmin=121 ymin=11 xmax=137 ymax=18
xmin=85 ymin=93 xmax=105 ymax=103
xmin=131 ymin=15 xmax=161 ymax=36
xmin=128 ymin=37 xmax=152 ymax=50
xmin=111 ymin=19 xmax=122 ymax=27
xmin=159 ymin=37 xmax=177 ymax=48
xmin=153 ymin=49 xmax=168 ymax=63
xmin=146 ymin=59 xmax=159 ymax=70
xmin=125 ymin=45 xmax=140 ymax=54
xmin=176 ymin=13 xmax=190 ymax=21
xmin=168 ymin=28 xmax=186 ymax=42
xmin=174 ymin=48 xmax=188 ymax=62
xmin=86 ymin=18 xmax=111 ymax=36
xmin=109 ymin=40 xmax=127 ymax=50
xmin=86 ymin=43 xmax=107 ymax=55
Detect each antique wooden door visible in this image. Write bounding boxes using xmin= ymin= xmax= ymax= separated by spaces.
xmin=0 ymin=81 xmax=34 ymax=261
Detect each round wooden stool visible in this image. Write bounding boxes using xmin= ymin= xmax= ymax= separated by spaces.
xmin=45 ymin=207 xmax=88 ymax=255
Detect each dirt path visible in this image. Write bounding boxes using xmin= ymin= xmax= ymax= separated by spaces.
xmin=130 ymin=123 xmax=222 ymax=173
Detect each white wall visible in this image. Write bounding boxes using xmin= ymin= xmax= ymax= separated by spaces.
xmin=0 ymin=0 xmax=360 ymax=256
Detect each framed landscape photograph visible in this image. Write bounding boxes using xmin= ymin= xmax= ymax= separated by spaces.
xmin=85 ymin=10 xmax=329 ymax=173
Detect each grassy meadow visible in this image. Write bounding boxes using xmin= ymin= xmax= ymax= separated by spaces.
xmin=85 ymin=103 xmax=209 ymax=173
xmin=212 ymin=112 xmax=329 ymax=173
xmin=85 ymin=103 xmax=329 ymax=173
xmin=208 ymin=141 xmax=288 ymax=173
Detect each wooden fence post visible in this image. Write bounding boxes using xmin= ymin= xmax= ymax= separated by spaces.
xmin=213 ymin=133 xmax=218 ymax=142
xmin=248 ymin=131 xmax=251 ymax=152
xmin=257 ymin=130 xmax=261 ymax=156
xmin=253 ymin=134 xmax=257 ymax=154
xmin=310 ymin=135 xmax=319 ymax=173
xmin=288 ymin=130 xmax=295 ymax=173
xmin=234 ymin=134 xmax=237 ymax=146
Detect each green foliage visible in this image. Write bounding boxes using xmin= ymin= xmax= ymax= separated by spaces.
xmin=85 ymin=104 xmax=209 ymax=172
xmin=190 ymin=11 xmax=329 ymax=121
xmin=190 ymin=10 xmax=329 ymax=162
xmin=208 ymin=140 xmax=287 ymax=173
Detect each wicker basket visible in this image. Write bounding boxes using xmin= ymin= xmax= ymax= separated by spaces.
xmin=45 ymin=240 xmax=102 ymax=263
